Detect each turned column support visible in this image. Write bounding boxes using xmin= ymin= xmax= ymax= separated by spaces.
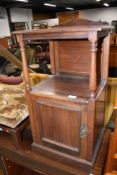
xmin=88 ymin=32 xmax=98 ymax=97
xmin=16 ymin=34 xmax=30 ymax=91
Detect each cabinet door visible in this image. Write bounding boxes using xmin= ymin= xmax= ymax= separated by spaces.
xmin=35 ymin=100 xmax=82 ymax=156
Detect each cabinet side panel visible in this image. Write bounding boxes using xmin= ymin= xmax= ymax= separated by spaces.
xmin=94 ymin=87 xmax=106 ymax=146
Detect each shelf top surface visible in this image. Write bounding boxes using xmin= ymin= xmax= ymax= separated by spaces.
xmin=31 ymin=75 xmax=106 ymax=103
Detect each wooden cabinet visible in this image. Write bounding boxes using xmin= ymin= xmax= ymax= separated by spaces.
xmin=30 ymin=75 xmax=106 ymax=163
xmin=14 ymin=19 xmax=111 ymax=174
xmin=56 ymin=11 xmax=79 ymax=24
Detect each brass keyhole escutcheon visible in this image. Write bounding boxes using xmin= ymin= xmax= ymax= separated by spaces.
xmin=80 ymin=124 xmax=88 ymax=139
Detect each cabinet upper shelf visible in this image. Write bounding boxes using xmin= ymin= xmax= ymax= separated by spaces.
xmin=13 ymin=19 xmax=112 ymax=96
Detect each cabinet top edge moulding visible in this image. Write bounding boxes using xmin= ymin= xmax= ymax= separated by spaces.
xmin=13 ymin=19 xmax=112 ymax=97
xmin=14 ymin=19 xmax=111 ymax=41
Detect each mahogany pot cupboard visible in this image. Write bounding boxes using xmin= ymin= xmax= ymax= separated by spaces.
xmin=14 ymin=19 xmax=111 ymax=174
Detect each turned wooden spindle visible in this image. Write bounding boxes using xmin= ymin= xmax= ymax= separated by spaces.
xmin=89 ymin=32 xmax=97 ymax=97
xmin=101 ymin=34 xmax=110 ymax=80
xmin=19 ymin=40 xmax=30 ymax=91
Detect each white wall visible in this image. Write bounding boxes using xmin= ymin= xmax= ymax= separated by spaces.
xmin=0 ymin=7 xmax=33 ymax=37
xmin=0 ymin=8 xmax=10 ymax=37
xmin=10 ymin=8 xmax=33 ymax=29
xmin=79 ymin=7 xmax=117 ymax=24
xmin=1 ymin=6 xmax=117 ymax=37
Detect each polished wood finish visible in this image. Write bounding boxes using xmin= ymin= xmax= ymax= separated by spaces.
xmin=30 ymin=75 xmax=106 ymax=162
xmin=109 ymin=46 xmax=117 ymax=68
xmin=0 ymin=126 xmax=111 ymax=175
xmin=105 ymin=111 xmax=117 ymax=174
xmin=109 ymin=46 xmax=117 ymax=104
xmin=0 ymin=170 xmax=3 ymax=175
xmin=88 ymin=32 xmax=97 ymax=95
xmin=105 ymin=173 xmax=117 ymax=175
xmin=102 ymin=34 xmax=110 ymax=80
xmin=54 ymin=40 xmax=91 ymax=75
xmin=115 ymin=90 xmax=117 ymax=108
xmin=0 ymin=156 xmax=44 ymax=175
xmin=0 ymin=118 xmax=29 ymax=150
xmin=19 ymin=39 xmax=30 ymax=90
xmin=14 ymin=20 xmax=111 ymax=93
xmin=0 ymin=156 xmax=24 ymax=175
xmin=0 ymin=38 xmax=9 ymax=49
xmin=14 ymin=19 xmax=111 ymax=174
xmin=56 ymin=11 xmax=79 ymax=25
xmin=0 ymin=156 xmax=8 ymax=175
